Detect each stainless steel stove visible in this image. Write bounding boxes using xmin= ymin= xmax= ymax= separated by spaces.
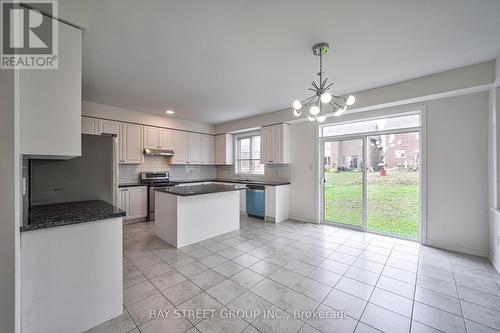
xmin=140 ymin=171 xmax=177 ymax=220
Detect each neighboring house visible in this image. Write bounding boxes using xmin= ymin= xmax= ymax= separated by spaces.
xmin=324 ymin=132 xmax=419 ymax=171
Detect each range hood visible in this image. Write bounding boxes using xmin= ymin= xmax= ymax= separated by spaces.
xmin=143 ymin=148 xmax=174 ymax=156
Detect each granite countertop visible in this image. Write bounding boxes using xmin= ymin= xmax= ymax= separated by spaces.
xmin=155 ymin=183 xmax=246 ymax=196
xmin=173 ymin=179 xmax=290 ymax=187
xmin=21 ymin=200 xmax=126 ymax=232
xmin=118 ymin=183 xmax=147 ymax=188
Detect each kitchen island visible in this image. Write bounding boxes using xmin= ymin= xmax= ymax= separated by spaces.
xmin=21 ymin=200 xmax=125 ymax=333
xmin=154 ymin=183 xmax=246 ymax=247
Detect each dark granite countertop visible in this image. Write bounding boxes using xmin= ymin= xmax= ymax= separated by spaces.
xmin=21 ymin=200 xmax=125 ymax=232
xmin=155 ymin=183 xmax=246 ymax=196
xmin=172 ymin=179 xmax=290 ymax=187
xmin=118 ymin=183 xmax=147 ymax=188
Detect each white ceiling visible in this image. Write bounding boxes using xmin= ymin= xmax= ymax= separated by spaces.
xmin=82 ymin=0 xmax=500 ymax=124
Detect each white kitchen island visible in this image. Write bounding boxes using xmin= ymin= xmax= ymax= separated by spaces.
xmin=155 ymin=183 xmax=246 ymax=247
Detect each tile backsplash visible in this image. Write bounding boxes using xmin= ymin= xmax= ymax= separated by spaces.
xmin=118 ymin=156 xmax=290 ymax=184
xmin=217 ymin=164 xmax=290 ymax=182
xmin=118 ymin=156 xmax=217 ymax=183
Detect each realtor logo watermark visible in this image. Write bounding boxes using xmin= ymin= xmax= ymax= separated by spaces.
xmin=1 ymin=0 xmax=58 ymax=69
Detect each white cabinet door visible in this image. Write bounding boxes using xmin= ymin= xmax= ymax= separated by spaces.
xmin=201 ymin=135 xmax=215 ymax=164
xmin=127 ymin=186 xmax=148 ymax=219
xmin=20 ymin=19 xmax=82 ymax=158
xmin=99 ymin=119 xmax=123 ymax=162
xmin=81 ymin=117 xmax=98 ymax=135
xmin=122 ymin=123 xmax=143 ymax=164
xmin=117 ymin=188 xmax=128 ymax=217
xmin=260 ymin=124 xmax=290 ymax=164
xmin=260 ymin=126 xmax=273 ymax=164
xmin=188 ymin=133 xmax=202 ymax=164
xmin=215 ymin=134 xmax=233 ymax=165
xmin=158 ymin=128 xmax=173 ymax=149
xmin=144 ymin=126 xmax=159 ymax=148
xmin=171 ymin=130 xmax=189 ymax=164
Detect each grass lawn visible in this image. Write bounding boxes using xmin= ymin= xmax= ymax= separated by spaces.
xmin=324 ymin=169 xmax=419 ymax=238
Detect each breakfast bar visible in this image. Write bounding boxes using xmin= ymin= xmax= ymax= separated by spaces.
xmin=154 ymin=183 xmax=246 ymax=247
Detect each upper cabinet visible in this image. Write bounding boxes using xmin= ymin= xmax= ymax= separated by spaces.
xmin=201 ymin=134 xmax=215 ymax=164
xmin=171 ymin=131 xmax=189 ymax=164
xmin=20 ymin=19 xmax=82 ymax=158
xmin=144 ymin=126 xmax=173 ymax=150
xmin=81 ymin=117 xmax=99 ymax=135
xmin=260 ymin=124 xmax=290 ymax=164
xmin=215 ymin=134 xmax=233 ymax=165
xmin=170 ymin=131 xmax=215 ymax=165
xmin=188 ymin=133 xmax=202 ymax=164
xmin=97 ymin=119 xmax=143 ymax=164
xmin=122 ymin=123 xmax=143 ymax=164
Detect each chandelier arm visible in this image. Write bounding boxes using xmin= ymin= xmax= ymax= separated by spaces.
xmin=301 ymin=95 xmax=317 ymax=104
xmin=323 ymin=82 xmax=334 ymax=91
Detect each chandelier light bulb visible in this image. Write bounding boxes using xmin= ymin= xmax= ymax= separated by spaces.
xmin=317 ymin=115 xmax=326 ymax=122
xmin=292 ymin=100 xmax=302 ymax=110
xmin=310 ymin=105 xmax=320 ymax=115
xmin=293 ymin=109 xmax=302 ymax=117
xmin=320 ymin=92 xmax=332 ymax=103
xmin=308 ymin=115 xmax=316 ymax=122
xmin=346 ymin=95 xmax=355 ymax=106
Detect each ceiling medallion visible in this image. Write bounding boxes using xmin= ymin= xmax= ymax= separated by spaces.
xmin=292 ymin=42 xmax=355 ymax=122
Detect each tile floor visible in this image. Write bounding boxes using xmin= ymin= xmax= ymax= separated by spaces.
xmin=87 ymin=216 xmax=500 ymax=333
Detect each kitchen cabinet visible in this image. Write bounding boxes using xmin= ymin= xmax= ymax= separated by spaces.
xmin=201 ymin=134 xmax=215 ymax=164
xmin=99 ymin=120 xmax=143 ymax=164
xmin=122 ymin=123 xmax=143 ymax=164
xmin=171 ymin=130 xmax=189 ymax=164
xmin=260 ymin=124 xmax=290 ymax=164
xmin=144 ymin=126 xmax=173 ymax=150
xmin=158 ymin=128 xmax=174 ymax=149
xmin=98 ymin=119 xmax=123 ymax=162
xmin=81 ymin=117 xmax=99 ymax=135
xmin=264 ymin=185 xmax=290 ymax=223
xmin=188 ymin=133 xmax=202 ymax=164
xmin=215 ymin=134 xmax=233 ymax=165
xmin=118 ymin=186 xmax=147 ymax=221
xmin=20 ymin=18 xmax=82 ymax=158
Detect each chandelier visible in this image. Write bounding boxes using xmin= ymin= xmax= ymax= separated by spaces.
xmin=292 ymin=42 xmax=355 ymax=122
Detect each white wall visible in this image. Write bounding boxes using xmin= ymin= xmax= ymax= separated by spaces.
xmin=217 ymin=61 xmax=494 ymax=256
xmin=82 ymin=101 xmax=215 ymax=134
xmin=214 ymin=61 xmax=495 ymax=134
xmin=0 ymin=70 xmax=20 ymax=332
xmin=289 ymin=121 xmax=317 ymax=222
xmin=425 ymin=93 xmax=489 ymax=255
xmin=489 ymin=55 xmax=500 ymax=269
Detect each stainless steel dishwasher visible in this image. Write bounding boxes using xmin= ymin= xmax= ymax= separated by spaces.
xmin=246 ymin=185 xmax=265 ymax=219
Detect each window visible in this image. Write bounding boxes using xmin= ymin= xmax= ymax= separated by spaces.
xmin=236 ymin=135 xmax=264 ymax=175
xmin=321 ymin=113 xmax=420 ymax=137
xmin=395 ymin=150 xmax=406 ymax=159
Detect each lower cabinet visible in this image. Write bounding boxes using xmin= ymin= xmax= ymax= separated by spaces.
xmin=265 ymin=185 xmax=290 ymax=223
xmin=118 ymin=186 xmax=148 ymax=221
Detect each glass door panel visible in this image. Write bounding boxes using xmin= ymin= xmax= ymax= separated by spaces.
xmin=366 ymin=132 xmax=420 ymax=238
xmin=323 ymin=139 xmax=364 ymax=227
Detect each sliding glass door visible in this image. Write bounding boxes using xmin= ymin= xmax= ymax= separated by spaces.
xmin=366 ymin=132 xmax=420 ymax=238
xmin=320 ymin=113 xmax=421 ymax=239
xmin=322 ymin=139 xmax=364 ymax=228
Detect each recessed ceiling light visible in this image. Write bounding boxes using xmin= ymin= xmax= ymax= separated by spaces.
xmin=165 ymin=110 xmax=175 ymax=115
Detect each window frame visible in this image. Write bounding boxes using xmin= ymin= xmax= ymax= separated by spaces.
xmin=235 ymin=133 xmax=264 ymax=175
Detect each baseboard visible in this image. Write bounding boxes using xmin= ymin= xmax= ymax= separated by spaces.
xmin=424 ymin=239 xmax=489 ymax=257
xmin=490 ymin=252 xmax=500 ymax=273
xmin=289 ymin=215 xmax=316 ymax=224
